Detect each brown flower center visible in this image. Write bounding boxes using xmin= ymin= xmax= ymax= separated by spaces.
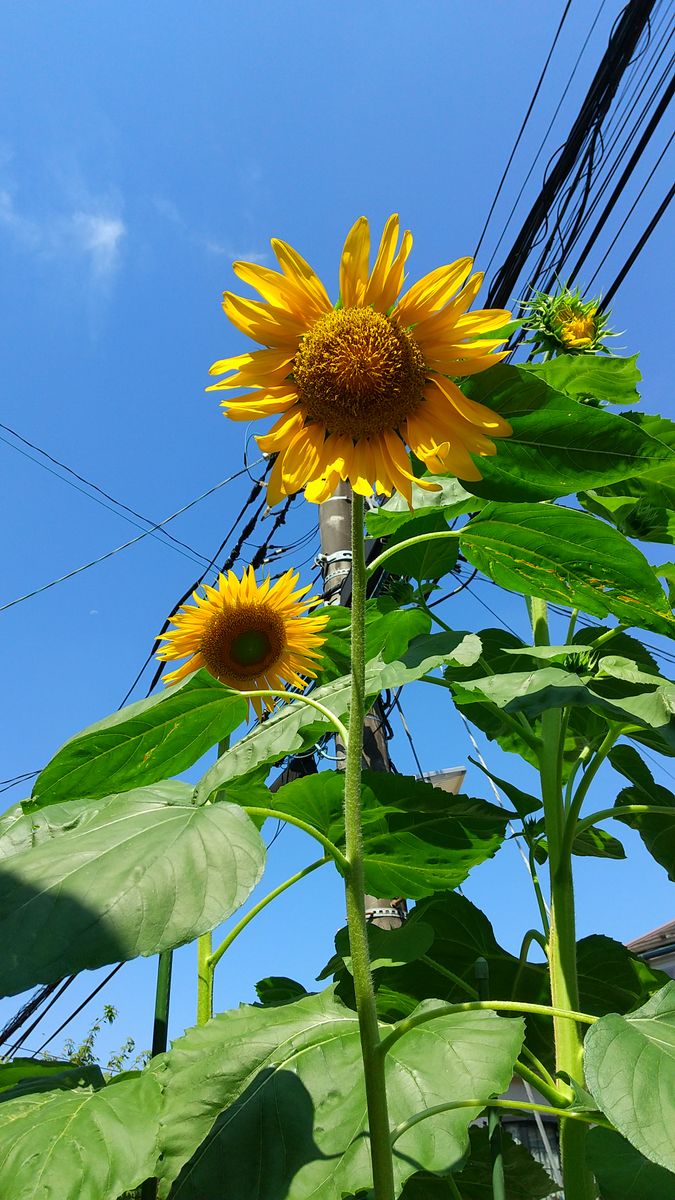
xmin=293 ymin=306 xmax=427 ymax=437
xmin=200 ymin=604 xmax=286 ymax=681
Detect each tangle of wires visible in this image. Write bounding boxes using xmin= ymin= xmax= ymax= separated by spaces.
xmin=481 ymin=0 xmax=673 ymax=328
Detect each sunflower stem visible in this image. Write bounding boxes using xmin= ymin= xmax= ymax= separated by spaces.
xmin=344 ymin=492 xmax=396 ymax=1200
xmin=531 ymin=597 xmax=595 ymax=1200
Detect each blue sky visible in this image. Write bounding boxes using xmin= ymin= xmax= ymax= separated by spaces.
xmin=1 ymin=1 xmax=673 ymax=1061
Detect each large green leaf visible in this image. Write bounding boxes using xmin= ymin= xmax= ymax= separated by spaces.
xmin=0 ymin=788 xmax=265 ymax=995
xmin=0 ymin=1072 xmax=161 ymax=1200
xmin=0 ymin=1058 xmax=104 ymax=1100
xmin=590 ymin=412 xmax=675 ymax=512
xmin=586 ymin=1128 xmax=675 ymax=1199
xmin=195 ymin=631 xmax=481 ymax=801
xmin=151 ymin=986 xmax=524 ymax=1200
xmin=0 ymin=781 xmax=190 ymax=861
xmin=270 ymin=771 xmax=508 ymax=897
xmin=366 ymin=476 xmax=480 ymax=536
xmin=459 ymin=365 xmax=669 ymax=502
xmin=610 ymin=745 xmax=675 ymax=879
xmin=31 ymin=671 xmax=247 ymax=810
xmin=401 ymin=1125 xmax=558 ymax=1199
xmin=522 ymin=354 xmax=641 ymax=406
xmin=460 ymin=503 xmax=675 ymax=638
xmin=584 ymin=982 xmax=675 ymax=1172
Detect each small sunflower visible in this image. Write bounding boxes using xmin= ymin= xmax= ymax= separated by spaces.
xmin=522 ymin=285 xmax=615 ymax=355
xmin=208 ymin=214 xmax=512 ymax=505
xmin=157 ymin=567 xmax=329 ymax=717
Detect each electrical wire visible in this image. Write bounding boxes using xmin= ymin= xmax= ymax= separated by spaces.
xmin=0 ymin=423 xmax=210 ymax=568
xmin=0 ymin=462 xmax=261 ymax=616
xmin=474 ymin=1 xmax=574 ymax=259
xmin=32 ymin=964 xmax=124 ymax=1058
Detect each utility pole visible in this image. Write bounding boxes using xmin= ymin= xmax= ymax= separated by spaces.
xmin=317 ymin=483 xmax=405 ymax=931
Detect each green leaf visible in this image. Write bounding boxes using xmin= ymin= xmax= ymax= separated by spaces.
xmin=195 ymin=631 xmax=481 ymax=801
xmin=580 ymin=490 xmax=675 ymax=545
xmin=0 ymin=781 xmax=190 ymax=861
xmin=270 ymin=771 xmax=508 ymax=898
xmin=0 ymin=788 xmax=265 ymax=995
xmin=522 ymin=354 xmax=641 ymax=406
xmin=467 ymin=757 xmax=541 ymax=817
xmin=31 ymin=670 xmax=247 ymax=809
xmin=584 ymin=981 xmax=675 ymax=1172
xmin=459 ymin=365 xmax=669 ymax=502
xmin=460 ymin=503 xmax=675 ymax=638
xmin=400 ymin=1125 xmax=558 ymax=1199
xmin=0 ymin=1058 xmax=105 ymax=1100
xmin=366 ymin=476 xmax=479 ymax=536
xmin=151 ymin=986 xmax=524 ymax=1199
xmin=610 ymin=745 xmax=675 ymax=879
xmin=318 ymin=921 xmax=436 ymax=981
xmin=0 ymin=1073 xmax=161 ymax=1200
xmin=254 ymin=977 xmax=310 ymax=1007
xmin=591 ymin=412 xmax=675 ymax=511
xmin=377 ymin=511 xmax=459 ymax=581
xmin=313 ymin=597 xmax=432 ymax=684
xmin=586 ymin=1127 xmax=675 ymax=1199
xmin=571 ymin=825 xmax=625 ymax=859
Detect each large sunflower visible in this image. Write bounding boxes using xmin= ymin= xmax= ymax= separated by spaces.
xmin=208 ymin=214 xmax=512 ymax=504
xmin=157 ymin=567 xmax=329 ymax=717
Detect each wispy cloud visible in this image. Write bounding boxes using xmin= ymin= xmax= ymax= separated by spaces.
xmin=0 ymin=186 xmax=126 ymax=284
xmin=152 ymin=194 xmax=267 ymax=264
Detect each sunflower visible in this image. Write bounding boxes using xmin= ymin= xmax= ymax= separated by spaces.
xmin=156 ymin=567 xmax=329 ymax=717
xmin=207 ymin=214 xmax=512 ymax=504
xmin=522 ymin=284 xmax=615 ymax=356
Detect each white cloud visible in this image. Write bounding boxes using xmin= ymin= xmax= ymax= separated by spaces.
xmin=71 ymin=212 xmax=125 ymax=278
xmin=0 ymin=185 xmax=126 ymax=284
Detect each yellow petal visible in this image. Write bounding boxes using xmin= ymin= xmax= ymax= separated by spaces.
xmin=340 ymin=216 xmax=370 ymax=307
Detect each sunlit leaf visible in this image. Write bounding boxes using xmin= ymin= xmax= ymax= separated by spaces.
xmin=0 ymin=789 xmax=265 ymax=995
xmin=30 ymin=671 xmax=247 ymax=810
xmin=0 ymin=1073 xmax=161 ymax=1200
xmin=151 ymin=986 xmax=524 ymax=1199
xmin=366 ymin=476 xmax=480 ymax=536
xmin=522 ymin=354 xmax=641 ymax=406
xmin=0 ymin=1058 xmax=104 ymax=1100
xmin=459 ymin=365 xmax=669 ymax=502
xmin=584 ymin=982 xmax=675 ymax=1172
xmin=460 ymin=503 xmax=675 ymax=637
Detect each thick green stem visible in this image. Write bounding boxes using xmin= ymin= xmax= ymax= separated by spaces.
xmin=208 ymin=857 xmax=329 ymax=972
xmin=196 ymin=932 xmax=213 ymax=1025
xmin=390 ymin=1098 xmax=613 ymax=1146
xmin=344 ymin=493 xmax=396 ymax=1200
xmin=532 ymin=596 xmax=595 ymax=1200
xmin=378 ymin=998 xmax=596 ymax=1058
xmin=561 ymin=727 xmax=622 ymax=859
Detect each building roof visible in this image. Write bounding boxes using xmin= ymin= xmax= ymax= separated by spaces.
xmin=627 ymin=920 xmax=675 ymax=955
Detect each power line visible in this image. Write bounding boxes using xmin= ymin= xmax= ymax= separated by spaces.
xmin=0 ymin=423 xmax=212 ymax=568
xmin=474 ymin=1 xmax=574 ymax=260
xmin=0 ymin=462 xmax=261 ymax=615
xmin=32 ymin=965 xmax=123 ymax=1058
xmin=602 ymin=176 xmax=675 ymax=304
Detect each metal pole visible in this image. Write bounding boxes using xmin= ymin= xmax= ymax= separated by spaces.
xmin=317 ymin=484 xmax=405 ymax=931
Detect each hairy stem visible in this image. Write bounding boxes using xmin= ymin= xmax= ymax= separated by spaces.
xmin=532 ymin=596 xmax=595 ymax=1200
xmin=344 ymin=493 xmax=396 ymax=1200
xmin=196 ymin=931 xmax=214 ymax=1025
